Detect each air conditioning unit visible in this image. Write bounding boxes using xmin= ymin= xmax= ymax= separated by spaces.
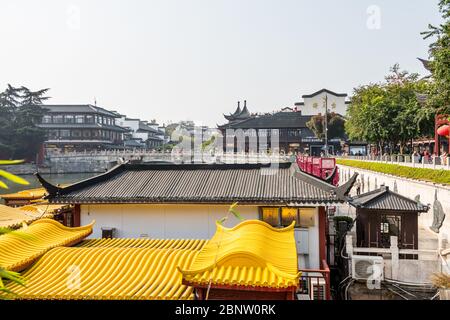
xmin=351 ymin=255 xmax=384 ymax=281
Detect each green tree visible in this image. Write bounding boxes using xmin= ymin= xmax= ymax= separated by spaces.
xmin=20 ymin=87 xmax=50 ymax=106
xmin=0 ymin=85 xmax=21 ymax=157
xmin=306 ymin=112 xmax=346 ymax=140
xmin=345 ymin=65 xmax=432 ymax=154
xmin=0 ymin=85 xmax=49 ymax=160
xmin=421 ymin=0 xmax=450 ymax=114
xmin=0 ymin=84 xmax=21 ymax=110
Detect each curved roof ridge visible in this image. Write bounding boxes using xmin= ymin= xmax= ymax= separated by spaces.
xmin=215 ymin=219 xmax=295 ymax=233
xmin=302 ymin=88 xmax=347 ymax=98
xmin=4 ymin=247 xmax=199 ymax=300
xmin=0 ymin=219 xmax=94 ymax=271
xmin=178 ymin=251 xmax=300 ymax=281
xmin=179 ymin=219 xmax=299 ymax=288
xmin=30 ymin=218 xmax=95 ymax=231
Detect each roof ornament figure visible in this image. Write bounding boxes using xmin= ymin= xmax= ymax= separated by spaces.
xmin=430 ymin=189 xmax=445 ymax=233
xmin=414 ymin=194 xmax=420 ymax=203
xmin=393 ymin=180 xmax=398 ymax=193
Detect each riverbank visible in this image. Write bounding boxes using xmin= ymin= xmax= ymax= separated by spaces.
xmin=2 ymin=160 xmax=114 ymax=175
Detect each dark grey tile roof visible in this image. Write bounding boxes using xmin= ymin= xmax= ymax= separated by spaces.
xmin=219 ymin=112 xmax=312 ymax=129
xmin=146 ymin=136 xmax=164 ymax=141
xmin=41 ymin=105 xmax=120 ymax=117
xmin=349 ymin=186 xmax=428 ymax=212
xmin=40 ymin=162 xmax=348 ymax=205
xmin=301 ymin=88 xmax=348 ymax=98
xmin=137 ymin=122 xmax=160 ymax=133
xmin=124 ymin=139 xmax=145 ymax=147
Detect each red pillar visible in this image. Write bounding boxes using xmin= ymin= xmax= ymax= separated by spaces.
xmin=318 ymin=206 xmax=327 ymax=265
xmin=434 ymin=114 xmax=439 ymax=155
xmin=73 ymin=204 xmax=81 ymax=227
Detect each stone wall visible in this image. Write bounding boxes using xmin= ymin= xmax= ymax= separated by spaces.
xmin=1 ymin=164 xmax=48 ymax=175
xmin=44 ymin=156 xmax=118 ymax=174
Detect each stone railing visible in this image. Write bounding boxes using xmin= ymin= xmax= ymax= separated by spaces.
xmin=346 ymin=235 xmax=440 ymax=284
xmin=45 ymin=150 xmax=293 ymax=164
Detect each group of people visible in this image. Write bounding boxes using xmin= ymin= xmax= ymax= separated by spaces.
xmin=412 ymin=149 xmax=448 ymax=165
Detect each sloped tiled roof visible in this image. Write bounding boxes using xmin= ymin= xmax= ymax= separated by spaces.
xmin=301 ymin=88 xmax=348 ymax=98
xmin=349 ymin=186 xmax=428 ymax=212
xmin=77 ymin=238 xmax=207 ymax=250
xmin=1 ymin=187 xmax=47 ymax=201
xmin=137 ymin=121 xmax=160 ymax=133
xmin=178 ymin=220 xmax=300 ymax=289
xmin=5 ymin=247 xmax=200 ymax=300
xmin=39 ymin=162 xmax=345 ymax=204
xmin=0 ymin=219 xmax=93 ymax=271
xmin=41 ymin=105 xmax=120 ymax=117
xmin=0 ymin=204 xmax=52 ymax=228
xmin=220 ymin=111 xmax=311 ymax=129
xmin=0 ymin=203 xmax=70 ymax=229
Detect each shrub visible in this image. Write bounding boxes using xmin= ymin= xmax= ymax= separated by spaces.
xmin=333 ymin=216 xmax=354 ymax=234
xmin=336 ymin=159 xmax=450 ymax=185
xmin=431 ymin=273 xmax=450 ymax=289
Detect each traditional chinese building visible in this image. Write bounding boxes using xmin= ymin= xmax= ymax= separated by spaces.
xmin=117 ymin=116 xmax=165 ymax=149
xmin=349 ymin=185 xmax=428 ymax=253
xmin=38 ymin=104 xmax=128 ymax=153
xmin=218 ymin=89 xmax=351 ymax=154
xmin=179 ymin=220 xmax=301 ymax=300
xmin=35 ymin=161 xmax=357 ymax=299
xmin=0 ymin=219 xmax=299 ymax=300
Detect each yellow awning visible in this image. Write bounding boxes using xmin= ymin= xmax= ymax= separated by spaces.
xmin=178 ymin=220 xmax=300 ymax=289
xmin=0 ymin=219 xmax=93 ymax=271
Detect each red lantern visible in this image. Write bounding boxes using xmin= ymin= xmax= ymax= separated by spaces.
xmin=437 ymin=125 xmax=449 ymax=137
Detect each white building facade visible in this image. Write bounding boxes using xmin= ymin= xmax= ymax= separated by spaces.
xmin=295 ymin=88 xmax=350 ymax=116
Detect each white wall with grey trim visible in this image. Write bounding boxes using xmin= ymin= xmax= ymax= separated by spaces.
xmin=337 ymin=164 xmax=450 ymax=246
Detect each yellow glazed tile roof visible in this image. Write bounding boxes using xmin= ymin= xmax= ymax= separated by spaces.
xmin=78 ymin=238 xmax=207 ymax=250
xmin=0 ymin=187 xmax=47 ymax=200
xmin=20 ymin=203 xmax=69 ymax=213
xmin=178 ymin=220 xmax=300 ymax=289
xmin=0 ymin=219 xmax=93 ymax=271
xmin=5 ymin=247 xmax=199 ymax=300
xmin=0 ymin=204 xmax=56 ymax=229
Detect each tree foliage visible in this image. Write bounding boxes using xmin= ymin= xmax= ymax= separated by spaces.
xmin=421 ymin=0 xmax=450 ymax=114
xmin=306 ymin=112 xmax=346 ymax=140
xmin=345 ymin=65 xmax=432 ymax=153
xmin=0 ymin=85 xmax=50 ymax=160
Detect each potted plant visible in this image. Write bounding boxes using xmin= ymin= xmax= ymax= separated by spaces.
xmin=431 ymin=272 xmax=450 ymax=300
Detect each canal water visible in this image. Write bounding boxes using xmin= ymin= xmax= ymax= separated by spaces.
xmin=0 ymin=172 xmax=97 ymax=197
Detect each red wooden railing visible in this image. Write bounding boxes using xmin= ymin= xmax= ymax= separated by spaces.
xmin=298 ymin=260 xmax=331 ymax=300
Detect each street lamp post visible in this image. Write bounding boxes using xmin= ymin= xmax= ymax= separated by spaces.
xmin=323 ymin=95 xmax=329 ymax=157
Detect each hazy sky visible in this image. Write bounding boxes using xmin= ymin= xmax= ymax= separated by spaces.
xmin=0 ymin=0 xmax=443 ymax=127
